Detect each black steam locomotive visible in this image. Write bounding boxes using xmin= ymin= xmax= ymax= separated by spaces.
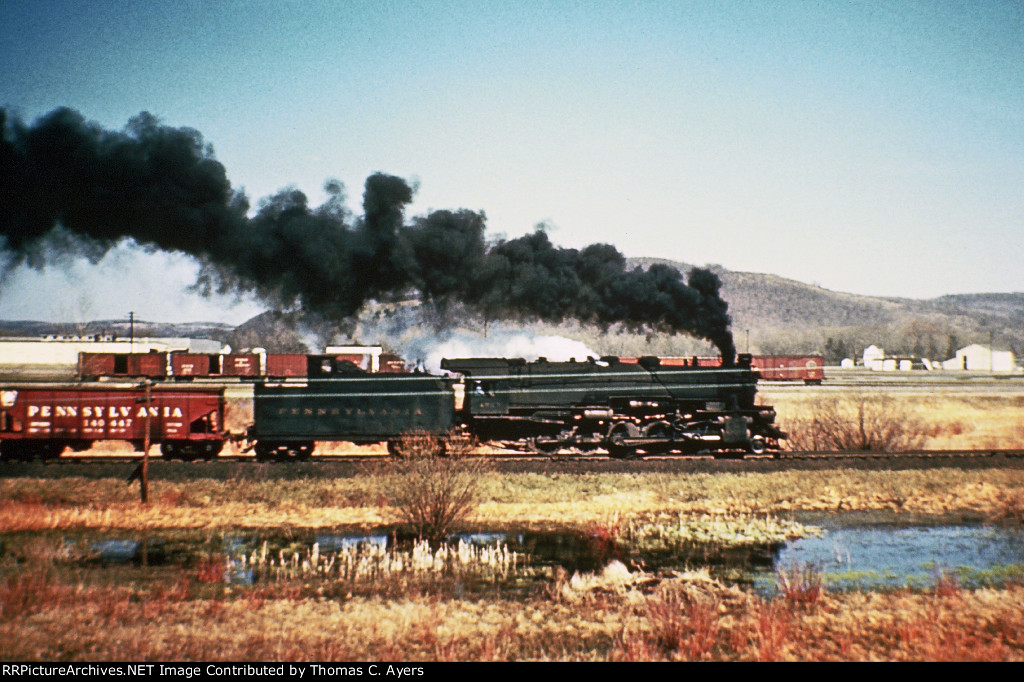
xmin=248 ymin=353 xmax=784 ymax=460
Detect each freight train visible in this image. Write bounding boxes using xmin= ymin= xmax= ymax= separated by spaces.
xmin=0 ymin=353 xmax=785 ymax=461
xmin=76 ymin=347 xmax=409 ymax=380
xmin=615 ymin=355 xmax=824 ymax=384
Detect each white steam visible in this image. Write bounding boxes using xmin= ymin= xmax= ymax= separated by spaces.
xmin=403 ymin=328 xmax=598 ymax=374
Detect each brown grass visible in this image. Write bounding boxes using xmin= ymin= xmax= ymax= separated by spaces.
xmin=769 ymin=390 xmax=1024 ymax=451
xmin=776 ymin=563 xmax=825 ymax=606
xmin=780 ymin=392 xmax=927 ymax=452
xmin=2 ymin=560 xmax=1023 ymax=661
xmin=3 ymin=466 xmax=1024 ymax=533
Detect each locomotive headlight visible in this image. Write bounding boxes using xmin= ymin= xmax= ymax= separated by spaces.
xmin=1 ymin=390 xmax=17 ymax=407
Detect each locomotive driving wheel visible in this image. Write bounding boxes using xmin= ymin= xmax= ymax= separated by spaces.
xmin=528 ymin=437 xmax=562 ymax=454
xmin=637 ymin=420 xmax=674 ymax=455
xmin=606 ymin=421 xmax=639 ymax=459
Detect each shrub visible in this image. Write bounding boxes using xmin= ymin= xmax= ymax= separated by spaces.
xmin=776 ymin=563 xmax=824 ymax=606
xmin=385 ymin=433 xmax=487 ymax=545
xmin=783 ymin=393 xmax=927 ymax=452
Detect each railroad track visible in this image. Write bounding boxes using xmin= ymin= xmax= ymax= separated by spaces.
xmin=7 ymin=448 xmax=1023 ymax=465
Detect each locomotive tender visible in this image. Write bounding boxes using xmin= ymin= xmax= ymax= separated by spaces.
xmin=0 ymin=353 xmax=784 ymax=461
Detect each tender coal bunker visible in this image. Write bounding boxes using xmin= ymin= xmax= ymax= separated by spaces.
xmin=0 ymin=107 xmax=734 ymax=359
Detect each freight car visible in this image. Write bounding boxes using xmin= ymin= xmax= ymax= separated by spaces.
xmin=0 ymin=384 xmax=226 ymax=461
xmin=617 ymin=355 xmax=825 ymax=384
xmin=748 ymin=355 xmax=824 ymax=384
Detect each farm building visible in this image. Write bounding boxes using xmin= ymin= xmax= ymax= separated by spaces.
xmin=862 ymin=345 xmax=885 ymax=370
xmin=941 ymin=344 xmax=1017 ymax=372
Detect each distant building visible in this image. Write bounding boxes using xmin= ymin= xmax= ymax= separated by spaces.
xmin=941 ymin=344 xmax=1016 ymax=372
xmin=861 ymin=345 xmax=935 ymax=372
xmin=862 ymin=345 xmax=884 ymax=370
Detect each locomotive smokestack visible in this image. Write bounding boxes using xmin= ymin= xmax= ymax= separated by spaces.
xmin=1 ymin=107 xmax=735 ymax=357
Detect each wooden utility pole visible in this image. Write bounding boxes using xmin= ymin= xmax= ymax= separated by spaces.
xmin=141 ymin=379 xmax=151 ymax=504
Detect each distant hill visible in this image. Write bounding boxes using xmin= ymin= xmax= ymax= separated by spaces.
xmin=628 ymin=258 xmax=1024 ymax=360
xmin=3 ymin=261 xmax=1021 ymax=363
xmin=0 ymin=318 xmax=235 ymax=341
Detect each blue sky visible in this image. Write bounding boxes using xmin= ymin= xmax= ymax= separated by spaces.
xmin=1 ymin=0 xmax=1022 ymax=323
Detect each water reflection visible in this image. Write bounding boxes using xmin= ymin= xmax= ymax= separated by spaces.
xmin=759 ymin=523 xmax=1024 ymax=593
xmin=14 ymin=519 xmax=1024 ymax=594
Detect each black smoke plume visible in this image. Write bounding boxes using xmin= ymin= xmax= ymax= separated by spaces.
xmin=0 ymin=107 xmax=735 ymax=360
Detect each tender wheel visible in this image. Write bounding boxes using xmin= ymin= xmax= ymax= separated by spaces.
xmin=277 ymin=443 xmax=313 ymax=461
xmin=254 ymin=443 xmax=275 ymax=462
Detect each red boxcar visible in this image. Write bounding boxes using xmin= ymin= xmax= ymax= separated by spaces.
xmin=78 ymin=352 xmax=169 ymax=379
xmin=612 ymin=355 xmax=824 ymax=383
xmin=0 ymin=385 xmax=225 ymax=460
xmin=330 ymin=351 xmax=408 ymax=373
xmin=616 ymin=356 xmax=718 ymax=368
xmin=265 ymin=354 xmax=310 ymax=378
xmin=170 ymin=353 xmax=260 ymax=378
xmin=379 ymin=354 xmax=408 ymax=373
xmin=748 ymin=355 xmax=824 ymax=384
xmin=221 ymin=354 xmax=260 ymax=376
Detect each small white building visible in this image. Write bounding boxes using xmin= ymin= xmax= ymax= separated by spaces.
xmin=942 ymin=344 xmax=1016 ymax=372
xmin=862 ymin=345 xmax=885 ymax=370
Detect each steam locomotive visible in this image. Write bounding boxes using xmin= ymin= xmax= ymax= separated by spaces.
xmin=0 ymin=354 xmax=784 ymax=461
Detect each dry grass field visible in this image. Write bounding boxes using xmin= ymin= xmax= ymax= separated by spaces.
xmin=2 ymin=466 xmax=1024 ymax=532
xmin=764 ymin=388 xmax=1024 ymax=451
xmin=2 ymin=535 xmax=1022 ymax=661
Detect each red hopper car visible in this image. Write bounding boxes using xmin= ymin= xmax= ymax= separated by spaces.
xmin=0 ymin=385 xmax=226 ymax=461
